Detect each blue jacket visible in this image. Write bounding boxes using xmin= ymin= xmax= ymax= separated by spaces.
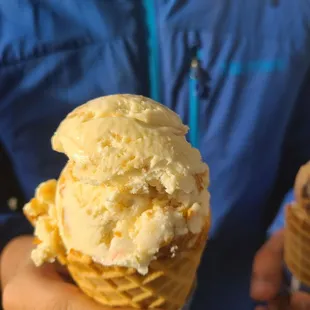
xmin=1 ymin=1 xmax=310 ymax=309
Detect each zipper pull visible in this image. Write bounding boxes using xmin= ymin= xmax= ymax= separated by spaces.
xmin=189 ymin=54 xmax=201 ymax=148
xmin=190 ymin=57 xmax=200 ymax=80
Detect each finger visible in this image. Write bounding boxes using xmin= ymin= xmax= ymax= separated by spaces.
xmin=1 ymin=235 xmax=34 ymax=289
xmin=251 ymin=230 xmax=284 ymax=301
xmin=1 ymin=235 xmax=72 ymax=287
xmin=3 ymin=261 xmax=139 ymax=310
xmin=291 ymin=292 xmax=310 ymax=310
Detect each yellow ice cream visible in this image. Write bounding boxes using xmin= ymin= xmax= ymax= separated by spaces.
xmin=24 ymin=94 xmax=210 ymax=275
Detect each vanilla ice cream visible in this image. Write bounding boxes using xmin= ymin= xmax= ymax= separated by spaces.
xmin=24 ymin=94 xmax=210 ymax=275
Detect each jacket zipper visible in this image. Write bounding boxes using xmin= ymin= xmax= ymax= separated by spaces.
xmin=189 ymin=49 xmax=202 ymax=148
xmin=143 ymin=1 xmax=160 ymax=102
xmin=143 ymin=2 xmax=200 ymax=148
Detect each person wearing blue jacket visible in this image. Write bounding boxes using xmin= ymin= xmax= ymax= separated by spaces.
xmin=1 ymin=1 xmax=310 ymax=309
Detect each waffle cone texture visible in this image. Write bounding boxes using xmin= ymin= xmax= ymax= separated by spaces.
xmin=284 ymin=204 xmax=310 ymax=287
xmin=26 ymin=209 xmax=210 ymax=309
xmin=58 ymin=219 xmax=209 ymax=310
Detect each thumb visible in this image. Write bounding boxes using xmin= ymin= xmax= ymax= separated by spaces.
xmin=3 ymin=260 xmax=133 ymax=310
xmin=251 ymin=229 xmax=284 ymax=302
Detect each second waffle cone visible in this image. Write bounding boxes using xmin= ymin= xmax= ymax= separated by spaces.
xmin=284 ymin=205 xmax=310 ymax=287
xmin=284 ymin=161 xmax=310 ymax=288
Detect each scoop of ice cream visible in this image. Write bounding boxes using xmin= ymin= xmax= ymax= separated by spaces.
xmin=51 ymin=94 xmax=208 ymax=194
xmin=54 ymin=162 xmax=209 ymax=274
xmin=23 ymin=180 xmax=62 ymax=266
xmin=25 ymin=94 xmax=210 ymax=274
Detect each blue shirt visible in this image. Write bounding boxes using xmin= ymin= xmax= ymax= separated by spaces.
xmin=1 ymin=1 xmax=310 ymax=309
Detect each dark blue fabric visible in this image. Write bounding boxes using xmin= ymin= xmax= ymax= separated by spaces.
xmin=1 ymin=1 xmax=310 ymax=309
xmin=269 ymin=189 xmax=294 ymax=235
xmin=0 ymin=213 xmax=32 ymax=251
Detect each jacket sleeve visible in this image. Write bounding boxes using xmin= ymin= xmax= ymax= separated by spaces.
xmin=268 ymin=68 xmax=310 ymax=235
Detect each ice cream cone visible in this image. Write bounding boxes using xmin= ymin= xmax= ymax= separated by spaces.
xmin=284 ymin=161 xmax=310 ymax=288
xmin=62 ymin=221 xmax=209 ymax=310
xmin=284 ymin=205 xmax=310 ymax=287
xmin=26 ymin=206 xmax=209 ymax=310
xmin=23 ymin=95 xmax=212 ymax=309
xmin=24 ymin=174 xmax=210 ymax=310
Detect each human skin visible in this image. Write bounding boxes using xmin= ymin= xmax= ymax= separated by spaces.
xmin=251 ymin=229 xmax=310 ymax=310
xmin=1 ymin=236 xmax=148 ymax=310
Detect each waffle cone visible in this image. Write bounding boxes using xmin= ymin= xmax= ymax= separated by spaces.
xmin=57 ymin=220 xmax=210 ymax=310
xmin=284 ymin=204 xmax=310 ymax=287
